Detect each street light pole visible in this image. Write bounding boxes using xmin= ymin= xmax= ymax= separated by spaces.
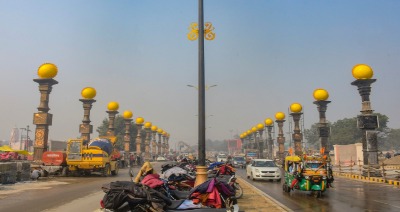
xmin=195 ymin=0 xmax=207 ymax=187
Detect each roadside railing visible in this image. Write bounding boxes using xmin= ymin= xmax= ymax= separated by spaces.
xmin=332 ymin=158 xmax=400 ymax=182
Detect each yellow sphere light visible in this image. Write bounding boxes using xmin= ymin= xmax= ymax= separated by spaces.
xmin=275 ymin=112 xmax=285 ymax=120
xmin=144 ymin=122 xmax=152 ymax=128
xmin=151 ymin=125 xmax=158 ymax=131
xmin=243 ymin=132 xmax=248 ymax=137
xmin=247 ymin=130 xmax=252 ymax=135
xmin=290 ymin=103 xmax=303 ymax=113
xmin=123 ymin=110 xmax=133 ymax=119
xmin=257 ymin=123 xmax=264 ymax=130
xmin=163 ymin=132 xmax=167 ymax=136
xmin=37 ymin=63 xmax=58 ymax=79
xmin=313 ymin=89 xmax=329 ymax=101
xmin=265 ymin=118 xmax=273 ymax=126
xmin=81 ymin=87 xmax=96 ymax=99
xmin=136 ymin=117 xmax=144 ymax=124
xmin=352 ymin=64 xmax=373 ymax=79
xmin=251 ymin=127 xmax=257 ymax=133
xmin=157 ymin=128 xmax=163 ymax=134
xmin=107 ymin=101 xmax=119 ymax=111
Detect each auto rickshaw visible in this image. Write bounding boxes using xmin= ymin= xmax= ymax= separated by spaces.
xmin=283 ymin=155 xmax=329 ymax=198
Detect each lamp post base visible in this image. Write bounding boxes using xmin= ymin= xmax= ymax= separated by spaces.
xmin=194 ymin=166 xmax=208 ymax=187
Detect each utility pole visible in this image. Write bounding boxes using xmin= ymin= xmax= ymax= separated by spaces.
xmin=26 ymin=125 xmax=31 ymax=151
xmin=19 ymin=127 xmax=26 ymax=150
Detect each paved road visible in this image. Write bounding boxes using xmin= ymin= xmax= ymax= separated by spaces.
xmin=0 ymin=167 xmax=134 ymax=212
xmin=235 ymin=167 xmax=400 ymax=212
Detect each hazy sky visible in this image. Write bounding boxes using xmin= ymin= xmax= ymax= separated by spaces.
xmin=1 ymin=1 xmax=399 ymax=147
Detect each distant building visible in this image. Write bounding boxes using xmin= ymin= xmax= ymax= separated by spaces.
xmin=333 ymin=143 xmax=363 ymax=165
xmin=226 ymin=139 xmax=242 ymax=155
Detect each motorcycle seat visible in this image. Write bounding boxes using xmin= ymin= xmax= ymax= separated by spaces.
xmin=166 ymin=199 xmax=186 ymax=210
xmin=170 ymin=189 xmax=190 ymax=199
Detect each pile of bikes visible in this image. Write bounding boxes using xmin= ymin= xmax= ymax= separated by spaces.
xmin=100 ymin=160 xmax=241 ymax=212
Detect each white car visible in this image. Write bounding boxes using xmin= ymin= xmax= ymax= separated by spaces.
xmin=217 ymin=154 xmax=228 ymax=162
xmin=156 ymin=156 xmax=167 ymax=161
xmin=246 ymin=159 xmax=281 ymax=181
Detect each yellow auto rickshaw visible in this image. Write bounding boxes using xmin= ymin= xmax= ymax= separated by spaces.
xmin=283 ymin=154 xmax=331 ymax=198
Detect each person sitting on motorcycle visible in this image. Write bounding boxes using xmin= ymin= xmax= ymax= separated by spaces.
xmin=134 ymin=161 xmax=157 ymax=183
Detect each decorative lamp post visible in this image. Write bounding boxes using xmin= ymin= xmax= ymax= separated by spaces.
xmin=135 ymin=117 xmax=144 ymax=155
xmin=313 ymin=89 xmax=331 ymax=156
xmin=290 ymin=103 xmax=303 ymax=156
xmin=161 ymin=131 xmax=167 ymax=156
xmin=256 ymin=123 xmax=265 ymax=158
xmin=151 ymin=125 xmax=158 ymax=159
xmin=251 ymin=127 xmax=258 ymax=151
xmin=79 ymin=87 xmax=96 ymax=146
xmin=106 ymin=101 xmax=119 ymax=136
xmin=246 ymin=130 xmax=253 ymax=149
xmin=144 ymin=122 xmax=152 ymax=161
xmin=265 ymin=118 xmax=274 ymax=159
xmin=351 ymin=64 xmax=379 ymax=167
xmin=157 ymin=128 xmax=163 ymax=156
xmin=275 ymin=112 xmax=286 ymax=163
xmin=239 ymin=134 xmax=244 ymax=152
xmin=243 ymin=132 xmax=248 ymax=151
xmin=123 ymin=110 xmax=133 ymax=158
xmin=33 ymin=63 xmax=58 ymax=161
xmin=166 ymin=133 xmax=170 ymax=155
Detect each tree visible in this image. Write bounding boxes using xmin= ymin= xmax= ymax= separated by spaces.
xmin=304 ymin=123 xmax=322 ymax=148
xmin=329 ymin=113 xmax=388 ymax=146
xmin=96 ymin=116 xmax=137 ymax=151
xmin=383 ymin=128 xmax=400 ymax=150
xmin=305 ymin=113 xmax=389 ymax=147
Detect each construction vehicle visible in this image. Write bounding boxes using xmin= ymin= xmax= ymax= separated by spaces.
xmin=66 ymin=136 xmax=119 ymax=176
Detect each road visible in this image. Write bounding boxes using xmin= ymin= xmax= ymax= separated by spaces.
xmin=1 ymin=162 xmax=400 ymax=212
xmin=0 ymin=167 xmax=135 ymax=212
xmin=235 ymin=167 xmax=400 ymax=212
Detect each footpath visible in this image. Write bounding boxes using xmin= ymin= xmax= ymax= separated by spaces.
xmin=236 ymin=177 xmax=288 ymax=212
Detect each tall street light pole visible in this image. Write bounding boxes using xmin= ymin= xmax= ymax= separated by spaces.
xmin=195 ymin=0 xmax=207 ymax=186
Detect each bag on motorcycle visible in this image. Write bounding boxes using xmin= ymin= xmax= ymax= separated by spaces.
xmin=102 ymin=189 xmax=128 ymax=210
xmin=103 ymin=181 xmax=148 ymax=198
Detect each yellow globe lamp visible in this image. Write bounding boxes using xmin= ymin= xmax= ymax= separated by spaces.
xmin=107 ymin=101 xmax=119 ymax=111
xmin=167 ymin=133 xmax=170 ymax=138
xmin=136 ymin=117 xmax=144 ymax=124
xmin=144 ymin=122 xmax=152 ymax=128
xmin=313 ymin=88 xmax=329 ymax=101
xmin=123 ymin=110 xmax=133 ymax=119
xmin=251 ymin=127 xmax=257 ymax=133
xmin=275 ymin=112 xmax=285 ymax=120
xmin=151 ymin=125 xmax=158 ymax=132
xmin=240 ymin=134 xmax=244 ymax=139
xmin=37 ymin=63 xmax=58 ymax=79
xmin=290 ymin=103 xmax=302 ymax=113
xmin=265 ymin=118 xmax=273 ymax=126
xmin=257 ymin=123 xmax=264 ymax=131
xmin=81 ymin=87 xmax=96 ymax=99
xmin=243 ymin=132 xmax=248 ymax=137
xmin=247 ymin=130 xmax=252 ymax=135
xmin=352 ymin=64 xmax=373 ymax=79
xmin=163 ymin=131 xmax=167 ymax=136
xmin=157 ymin=128 xmax=163 ymax=134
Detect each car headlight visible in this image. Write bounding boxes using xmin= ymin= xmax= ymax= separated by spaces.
xmin=255 ymin=169 xmax=260 ymax=173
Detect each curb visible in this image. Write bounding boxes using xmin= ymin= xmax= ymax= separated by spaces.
xmin=237 ymin=177 xmax=292 ymax=212
xmin=333 ymin=172 xmax=400 ymax=187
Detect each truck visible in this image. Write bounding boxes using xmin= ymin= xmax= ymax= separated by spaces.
xmin=66 ymin=136 xmax=119 ymax=176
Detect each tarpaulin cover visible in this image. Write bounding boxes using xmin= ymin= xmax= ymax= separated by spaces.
xmin=89 ymin=139 xmax=113 ymax=155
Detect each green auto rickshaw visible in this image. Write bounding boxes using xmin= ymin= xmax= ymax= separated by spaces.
xmin=283 ymin=155 xmax=329 ymax=198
